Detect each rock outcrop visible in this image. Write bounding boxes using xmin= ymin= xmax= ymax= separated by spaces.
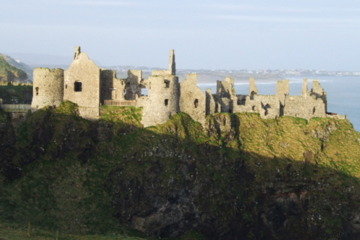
xmin=0 ymin=107 xmax=359 ymax=240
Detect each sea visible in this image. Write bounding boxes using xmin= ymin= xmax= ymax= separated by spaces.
xmin=198 ymin=76 xmax=360 ymax=132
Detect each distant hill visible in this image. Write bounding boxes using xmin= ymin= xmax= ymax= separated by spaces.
xmin=0 ymin=54 xmax=32 ymax=83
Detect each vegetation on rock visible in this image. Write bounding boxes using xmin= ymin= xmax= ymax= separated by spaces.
xmin=0 ymin=104 xmax=359 ymax=240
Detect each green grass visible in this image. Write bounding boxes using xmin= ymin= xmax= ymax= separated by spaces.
xmin=1 ymin=109 xmax=360 ymax=239
xmin=0 ymin=85 xmax=32 ymax=104
xmin=0 ymin=221 xmax=146 ymax=240
xmin=100 ymin=106 xmax=143 ymax=127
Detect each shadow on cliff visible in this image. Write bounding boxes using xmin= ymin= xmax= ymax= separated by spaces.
xmin=0 ymin=110 xmax=360 ymax=240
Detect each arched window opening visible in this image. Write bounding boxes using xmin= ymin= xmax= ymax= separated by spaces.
xmin=252 ymin=105 xmax=256 ymax=111
xmin=35 ymin=87 xmax=39 ymax=96
xmin=194 ymin=99 xmax=199 ymax=108
xmin=164 ymin=99 xmax=169 ymax=106
xmin=74 ymin=81 xmax=82 ymax=92
xmin=164 ymin=80 xmax=170 ymax=88
xmin=313 ymin=107 xmax=316 ymax=114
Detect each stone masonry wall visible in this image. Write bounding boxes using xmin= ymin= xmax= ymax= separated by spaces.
xmin=284 ymin=95 xmax=326 ymax=119
xmin=30 ymin=47 xmax=332 ymax=126
xmin=100 ymin=70 xmax=126 ymax=104
xmin=141 ymin=74 xmax=179 ymax=127
xmin=216 ymin=77 xmax=237 ymax=113
xmin=64 ymin=51 xmax=100 ymax=119
xmin=276 ymin=80 xmax=289 ymax=106
xmin=31 ymin=68 xmax=64 ymax=110
xmin=125 ymin=70 xmax=142 ymax=100
xmin=180 ymin=73 xmax=206 ymax=125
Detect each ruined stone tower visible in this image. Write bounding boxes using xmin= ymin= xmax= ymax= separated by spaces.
xmin=64 ymin=46 xmax=101 ymax=119
xmin=31 ymin=68 xmax=64 ymax=110
xmin=169 ymin=49 xmax=176 ymax=75
xmin=29 ymin=47 xmax=338 ymax=127
xmin=180 ymin=73 xmax=206 ymax=125
xmin=141 ymin=50 xmax=179 ymax=127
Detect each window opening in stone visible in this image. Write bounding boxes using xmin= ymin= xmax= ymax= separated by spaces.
xmin=264 ymin=104 xmax=271 ymax=116
xmin=164 ymin=80 xmax=170 ymax=88
xmin=141 ymin=88 xmax=148 ymax=96
xmin=164 ymin=99 xmax=169 ymax=106
xmin=65 ymin=84 xmax=68 ymax=89
xmin=35 ymin=87 xmax=39 ymax=96
xmin=250 ymin=91 xmax=256 ymax=100
xmin=252 ymin=105 xmax=256 ymax=111
xmin=313 ymin=107 xmax=316 ymax=114
xmin=194 ymin=99 xmax=199 ymax=108
xmin=74 ymin=81 xmax=82 ymax=92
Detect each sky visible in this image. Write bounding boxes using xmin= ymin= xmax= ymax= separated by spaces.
xmin=1 ymin=0 xmax=360 ymax=70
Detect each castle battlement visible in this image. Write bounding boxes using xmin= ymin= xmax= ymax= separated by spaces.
xmin=30 ymin=47 xmax=343 ymax=127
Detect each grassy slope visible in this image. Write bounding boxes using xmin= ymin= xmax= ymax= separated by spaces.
xmin=0 ymin=105 xmax=360 ymax=239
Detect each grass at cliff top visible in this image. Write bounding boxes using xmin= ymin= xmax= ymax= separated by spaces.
xmin=232 ymin=113 xmax=360 ymax=177
xmin=1 ymin=105 xmax=360 ymax=239
xmin=0 ymin=222 xmax=146 ymax=240
xmin=100 ymin=105 xmax=143 ymax=127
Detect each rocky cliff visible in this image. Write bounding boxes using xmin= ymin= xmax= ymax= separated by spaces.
xmin=0 ymin=104 xmax=360 ymax=240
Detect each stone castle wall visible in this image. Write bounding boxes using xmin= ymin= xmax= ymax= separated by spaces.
xmin=31 ymin=68 xmax=64 ymax=110
xmin=141 ymin=74 xmax=179 ymax=127
xmin=30 ymin=47 xmax=337 ymax=127
xmin=180 ymin=73 xmax=206 ymax=125
xmin=64 ymin=51 xmax=100 ymax=119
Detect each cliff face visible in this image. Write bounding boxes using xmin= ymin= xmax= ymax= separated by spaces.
xmin=0 ymin=105 xmax=360 ymax=240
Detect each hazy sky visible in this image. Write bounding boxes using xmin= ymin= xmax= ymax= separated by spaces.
xmin=2 ymin=0 xmax=360 ymax=70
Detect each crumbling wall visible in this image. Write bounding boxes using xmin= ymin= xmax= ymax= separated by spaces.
xmin=151 ymin=50 xmax=176 ymax=76
xmin=180 ymin=73 xmax=206 ymax=125
xmin=100 ymin=70 xmax=126 ymax=104
xmin=216 ymin=77 xmax=237 ymax=113
xmin=64 ymin=48 xmax=100 ymax=119
xmin=206 ymin=89 xmax=216 ymax=115
xmin=311 ymin=80 xmax=327 ymax=112
xmin=249 ymin=77 xmax=258 ymax=96
xmin=233 ymin=77 xmax=280 ymax=118
xmin=125 ymin=70 xmax=142 ymax=100
xmin=29 ymin=47 xmax=332 ymax=125
xmin=255 ymin=95 xmax=280 ymax=119
xmin=276 ymin=80 xmax=289 ymax=106
xmin=236 ymin=95 xmax=280 ymax=119
xmin=141 ymin=74 xmax=179 ymax=127
xmin=31 ymin=68 xmax=64 ymax=110
xmin=101 ymin=70 xmax=115 ymax=103
xmin=284 ymin=95 xmax=326 ymax=119
xmin=284 ymin=80 xmax=327 ymax=119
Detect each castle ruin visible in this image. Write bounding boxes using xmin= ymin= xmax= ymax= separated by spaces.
xmin=31 ymin=47 xmax=341 ymax=127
